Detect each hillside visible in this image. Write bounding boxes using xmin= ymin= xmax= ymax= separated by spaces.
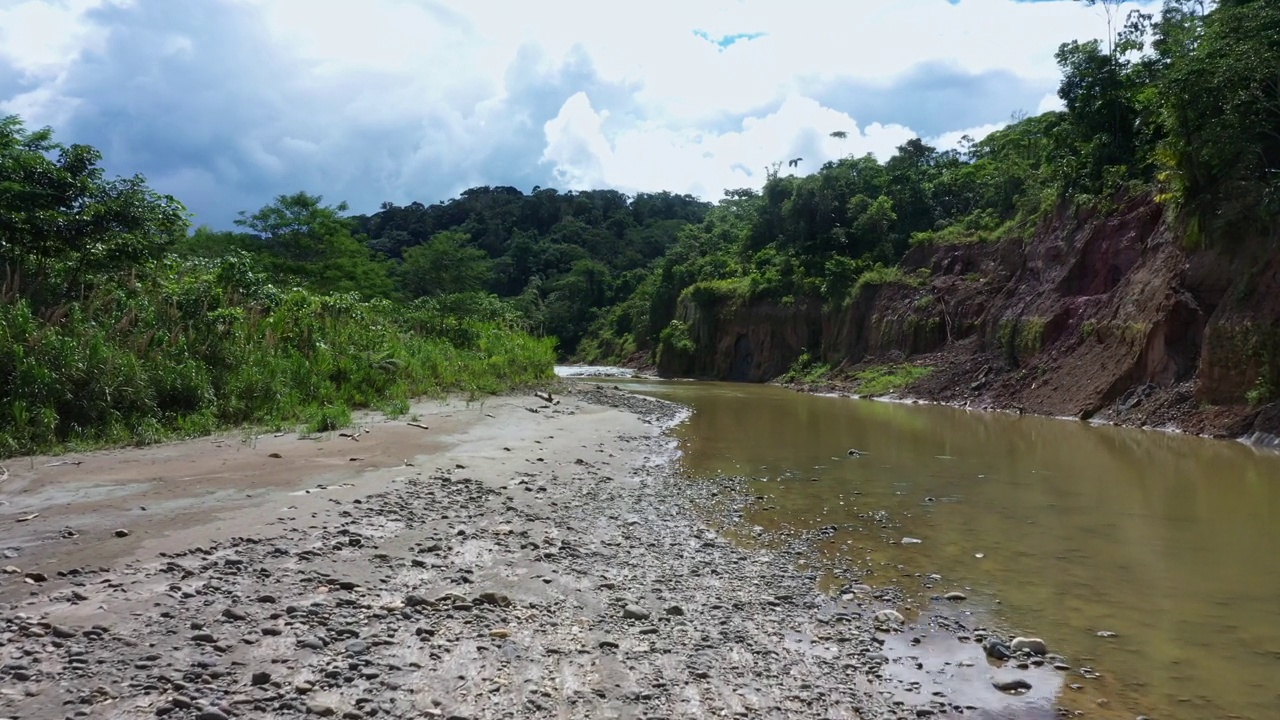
xmin=4 ymin=0 xmax=1278 ymax=450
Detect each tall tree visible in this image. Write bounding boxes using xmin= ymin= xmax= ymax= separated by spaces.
xmin=397 ymin=231 xmax=493 ymax=298
xmin=235 ymin=192 xmax=394 ymax=298
xmin=0 ymin=115 xmax=188 ymax=299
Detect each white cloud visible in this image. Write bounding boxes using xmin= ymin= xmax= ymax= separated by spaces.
xmin=1037 ymin=91 xmax=1067 ymax=114
xmin=930 ymin=122 xmax=1008 ymax=153
xmin=0 ymin=0 xmax=1160 ymax=224
xmin=0 ymin=84 xmax=82 ymax=126
xmin=0 ymin=0 xmax=130 ymax=78
xmin=544 ymin=92 xmax=918 ymax=197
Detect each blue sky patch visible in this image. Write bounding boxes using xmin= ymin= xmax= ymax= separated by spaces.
xmin=692 ymin=29 xmax=766 ymax=50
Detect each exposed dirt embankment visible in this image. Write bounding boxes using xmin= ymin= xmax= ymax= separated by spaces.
xmin=657 ymin=198 xmax=1280 ymax=443
xmin=659 ymin=298 xmax=824 ymax=381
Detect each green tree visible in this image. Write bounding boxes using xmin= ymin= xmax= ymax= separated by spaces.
xmin=1151 ymin=0 xmax=1280 ymax=240
xmin=235 ymin=192 xmax=394 ymax=298
xmin=0 ymin=115 xmax=188 ymax=299
xmin=397 ymin=231 xmax=493 ymax=298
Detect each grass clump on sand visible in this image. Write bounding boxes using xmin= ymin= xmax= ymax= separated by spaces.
xmin=849 ymin=364 xmax=933 ymax=397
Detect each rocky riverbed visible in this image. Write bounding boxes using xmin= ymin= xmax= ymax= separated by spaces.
xmin=0 ymin=385 xmax=1090 ymax=720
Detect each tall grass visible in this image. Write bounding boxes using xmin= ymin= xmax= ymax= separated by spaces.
xmin=0 ymin=258 xmax=554 ymax=458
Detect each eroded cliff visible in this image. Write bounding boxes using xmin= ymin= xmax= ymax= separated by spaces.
xmin=656 ymin=198 xmax=1280 ymax=443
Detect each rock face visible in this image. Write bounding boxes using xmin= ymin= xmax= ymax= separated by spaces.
xmin=658 ymin=298 xmax=823 ymax=381
xmin=654 ymin=197 xmax=1280 ymax=440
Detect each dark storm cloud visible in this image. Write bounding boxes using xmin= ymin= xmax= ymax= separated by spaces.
xmin=6 ymin=0 xmax=632 ymax=228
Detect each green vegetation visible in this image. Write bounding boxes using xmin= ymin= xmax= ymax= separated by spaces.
xmin=4 ymin=1 xmax=1276 ymax=456
xmin=655 ymin=320 xmax=697 ymax=370
xmin=346 ymin=187 xmax=711 ymax=353
xmin=849 ymin=364 xmax=935 ymax=397
xmin=780 ymin=353 xmax=832 ymax=385
xmin=0 ymin=118 xmax=553 ymax=458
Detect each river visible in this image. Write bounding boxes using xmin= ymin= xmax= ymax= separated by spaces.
xmin=561 ymin=369 xmax=1280 ymax=720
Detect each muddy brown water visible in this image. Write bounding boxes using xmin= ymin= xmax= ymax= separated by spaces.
xmin=598 ymin=376 xmax=1280 ymax=720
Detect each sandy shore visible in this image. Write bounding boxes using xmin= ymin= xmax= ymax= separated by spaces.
xmin=0 ymin=386 xmax=910 ymax=719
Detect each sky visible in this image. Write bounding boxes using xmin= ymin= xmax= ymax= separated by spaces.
xmin=0 ymin=0 xmax=1155 ymax=228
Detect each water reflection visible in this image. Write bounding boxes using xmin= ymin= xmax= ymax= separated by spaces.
xmin=613 ymin=379 xmax=1280 ymax=720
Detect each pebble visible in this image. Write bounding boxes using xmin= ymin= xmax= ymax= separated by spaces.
xmin=114 ymin=529 xmax=130 ymax=538
xmin=664 ymin=604 xmax=686 ymax=616
xmin=489 ymin=628 xmax=511 ymax=639
xmin=476 ymin=591 xmax=510 ymax=607
xmin=944 ymin=591 xmax=967 ymax=601
xmin=622 ymin=604 xmax=651 ymax=620
xmin=307 ymin=702 xmax=337 ymax=716
xmin=992 ymin=678 xmax=1032 ymax=693
xmin=983 ymin=639 xmax=1013 ymax=661
xmin=222 ymin=607 xmax=249 ymax=622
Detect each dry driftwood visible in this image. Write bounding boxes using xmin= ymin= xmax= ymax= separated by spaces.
xmin=407 ymin=422 xmax=430 ymax=431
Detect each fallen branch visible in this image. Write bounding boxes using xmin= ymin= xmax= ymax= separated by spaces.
xmin=534 ymin=391 xmax=554 ymax=404
xmin=407 ymin=422 xmax=430 ymax=431
xmin=44 ymin=460 xmax=83 ymax=467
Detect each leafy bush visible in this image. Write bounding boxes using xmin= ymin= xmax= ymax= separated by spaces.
xmin=780 ymin=352 xmax=832 ymax=384
xmin=0 ymin=257 xmax=554 ymax=458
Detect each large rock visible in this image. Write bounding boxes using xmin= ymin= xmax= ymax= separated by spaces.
xmin=1010 ymin=636 xmax=1048 ymax=656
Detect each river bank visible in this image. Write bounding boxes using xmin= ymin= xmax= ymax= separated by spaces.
xmin=776 ymin=353 xmax=1280 ymax=450
xmin=0 ymin=386 xmax=919 ymax=720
